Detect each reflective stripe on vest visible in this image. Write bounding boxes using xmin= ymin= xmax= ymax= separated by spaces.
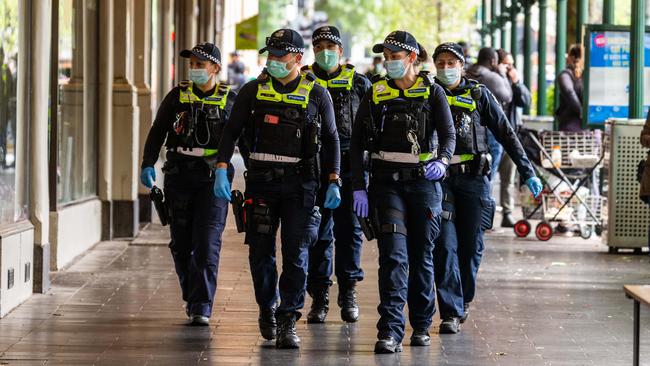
xmin=450 ymin=154 xmax=475 ymax=165
xmin=446 ymin=89 xmax=477 ymax=112
xmin=179 ymin=81 xmax=230 ymax=108
xmin=371 ymin=76 xmax=430 ymax=104
xmin=249 ymin=152 xmax=301 ymax=164
xmin=308 ymin=65 xmax=354 ymax=91
xmin=371 ymin=151 xmax=437 ymax=164
xmin=168 ymin=146 xmax=219 ymax=157
xmin=255 ymin=74 xmax=315 ymax=108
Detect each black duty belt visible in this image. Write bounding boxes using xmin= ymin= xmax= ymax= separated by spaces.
xmin=246 ymin=162 xmax=301 ymax=182
xmin=371 ymin=166 xmax=424 ymax=182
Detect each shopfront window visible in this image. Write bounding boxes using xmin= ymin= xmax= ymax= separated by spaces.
xmin=56 ymin=0 xmax=98 ymax=204
xmin=0 ymin=0 xmax=27 ymax=224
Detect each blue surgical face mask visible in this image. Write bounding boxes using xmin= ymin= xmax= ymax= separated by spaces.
xmin=315 ymin=49 xmax=340 ymax=71
xmin=385 ymin=58 xmax=408 ymax=79
xmin=436 ymin=67 xmax=461 ymax=86
xmin=266 ymin=59 xmax=291 ymax=79
xmin=189 ymin=68 xmax=211 ymax=85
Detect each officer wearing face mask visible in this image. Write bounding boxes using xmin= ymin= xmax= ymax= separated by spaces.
xmin=214 ymin=29 xmax=341 ymax=349
xmin=432 ymin=42 xmax=542 ymax=334
xmin=140 ymin=42 xmax=236 ymax=326
xmin=350 ymin=30 xmax=456 ymax=353
xmin=300 ymin=25 xmax=371 ymax=325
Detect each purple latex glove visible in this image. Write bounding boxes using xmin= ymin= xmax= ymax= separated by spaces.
xmin=424 ymin=160 xmax=447 ymax=181
xmin=353 ymin=190 xmax=369 ymax=218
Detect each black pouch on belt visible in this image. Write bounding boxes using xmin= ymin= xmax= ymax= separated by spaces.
xmin=479 ymin=197 xmax=496 ymax=230
xmin=231 ymin=190 xmax=246 ymax=233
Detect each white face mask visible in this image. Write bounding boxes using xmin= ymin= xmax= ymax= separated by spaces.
xmin=436 ymin=67 xmax=461 ymax=86
xmin=189 ymin=68 xmax=211 ymax=85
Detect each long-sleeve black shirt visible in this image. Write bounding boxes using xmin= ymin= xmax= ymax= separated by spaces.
xmin=440 ymin=77 xmax=536 ymax=181
xmin=141 ymin=83 xmax=236 ymax=168
xmin=349 ymin=78 xmax=456 ymax=191
xmin=217 ymin=73 xmax=340 ymax=175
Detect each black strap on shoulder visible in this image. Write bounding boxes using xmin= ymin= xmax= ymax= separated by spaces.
xmin=418 ymin=70 xmax=435 ymax=86
xmin=370 ymin=74 xmax=385 ymax=84
xmin=303 ymin=71 xmax=317 ymax=82
xmin=179 ymin=80 xmax=191 ymax=90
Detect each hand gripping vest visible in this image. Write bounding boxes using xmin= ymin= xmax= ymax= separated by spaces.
xmin=368 ymin=72 xmax=437 ymax=165
xmin=305 ymin=64 xmax=359 ymax=150
xmin=444 ymin=80 xmax=488 ymax=156
xmin=173 ymin=80 xmax=230 ymax=157
xmin=247 ymin=73 xmax=319 ymax=164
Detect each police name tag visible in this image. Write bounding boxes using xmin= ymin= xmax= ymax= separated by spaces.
xmin=331 ymin=79 xmax=349 ymax=85
xmin=456 ymin=96 xmax=473 ymax=104
xmin=287 ymin=94 xmax=306 ymax=102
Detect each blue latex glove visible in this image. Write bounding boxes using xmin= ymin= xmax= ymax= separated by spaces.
xmin=424 ymin=160 xmax=447 ymax=181
xmin=140 ymin=167 xmax=155 ymax=188
xmin=213 ymin=168 xmax=232 ymax=201
xmin=353 ymin=190 xmax=369 ymax=218
xmin=526 ymin=177 xmax=543 ymax=198
xmin=324 ymin=183 xmax=341 ymax=209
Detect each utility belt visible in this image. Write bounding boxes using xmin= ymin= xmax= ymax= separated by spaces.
xmin=162 ymin=153 xmax=211 ymax=176
xmin=447 ymin=153 xmax=491 ymax=177
xmin=371 ymin=164 xmax=425 ymax=182
xmin=246 ymin=158 xmax=318 ymax=183
xmin=167 ymin=146 xmax=218 ymax=157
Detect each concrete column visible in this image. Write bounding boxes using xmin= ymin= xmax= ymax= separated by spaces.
xmin=155 ymin=0 xmax=174 ymax=105
xmin=174 ymin=0 xmax=198 ymax=82
xmin=29 ymin=0 xmax=52 ymax=293
xmin=199 ymin=0 xmax=215 ymax=42
xmin=111 ymin=0 xmax=140 ymax=238
xmin=629 ymin=0 xmax=646 ymax=119
xmin=134 ymin=0 xmax=153 ymax=223
xmin=99 ymin=0 xmax=114 ymax=239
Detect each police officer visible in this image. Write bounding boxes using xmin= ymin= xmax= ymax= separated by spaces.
xmin=432 ymin=42 xmax=543 ymax=333
xmin=213 ymin=29 xmax=341 ymax=349
xmin=302 ymin=26 xmax=371 ymax=324
xmin=350 ymin=31 xmax=456 ymax=353
xmin=140 ymin=42 xmax=236 ymax=326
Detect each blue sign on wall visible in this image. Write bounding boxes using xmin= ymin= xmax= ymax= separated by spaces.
xmin=586 ymin=30 xmax=650 ymax=125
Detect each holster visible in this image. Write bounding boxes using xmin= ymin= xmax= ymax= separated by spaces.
xmin=150 ymin=186 xmax=168 ymax=226
xmin=231 ymin=190 xmax=246 ymax=233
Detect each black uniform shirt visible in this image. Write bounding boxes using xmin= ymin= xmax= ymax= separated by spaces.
xmin=439 ymin=77 xmax=536 ymax=181
xmin=141 ymin=83 xmax=236 ymax=169
xmin=217 ymin=73 xmax=341 ymax=176
xmin=349 ymin=78 xmax=456 ymax=191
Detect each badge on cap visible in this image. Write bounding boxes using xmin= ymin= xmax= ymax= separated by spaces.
xmin=273 ymin=30 xmax=285 ymax=38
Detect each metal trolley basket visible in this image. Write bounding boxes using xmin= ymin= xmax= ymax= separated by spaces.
xmin=514 ymin=129 xmax=606 ymax=241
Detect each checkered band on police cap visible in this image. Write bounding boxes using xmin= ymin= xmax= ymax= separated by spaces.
xmin=384 ymin=38 xmax=419 ymax=55
xmin=312 ymin=26 xmax=342 ymax=45
xmin=192 ymin=46 xmax=221 ymax=65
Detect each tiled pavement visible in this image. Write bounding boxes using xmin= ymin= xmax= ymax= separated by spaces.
xmin=2 ymin=160 xmax=650 ymax=365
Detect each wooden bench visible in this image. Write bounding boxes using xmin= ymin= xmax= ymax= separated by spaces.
xmin=624 ymin=285 xmax=650 ymax=366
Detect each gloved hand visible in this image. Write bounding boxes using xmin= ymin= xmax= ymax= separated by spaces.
xmin=424 ymin=160 xmax=447 ymax=181
xmin=526 ymin=177 xmax=543 ymax=198
xmin=140 ymin=167 xmax=156 ymax=188
xmin=324 ymin=183 xmax=341 ymax=209
xmin=213 ymin=168 xmax=232 ymax=201
xmin=353 ymin=190 xmax=369 ymax=218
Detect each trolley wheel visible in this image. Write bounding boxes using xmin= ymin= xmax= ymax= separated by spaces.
xmin=608 ymin=246 xmax=618 ymax=254
xmin=595 ymin=225 xmax=603 ymax=236
xmin=579 ymin=226 xmax=592 ymax=240
xmin=514 ymin=220 xmax=531 ymax=238
xmin=535 ymin=222 xmax=553 ymax=241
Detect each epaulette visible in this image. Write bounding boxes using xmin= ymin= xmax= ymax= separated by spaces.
xmin=300 ymin=65 xmax=310 ymax=72
xmin=345 ymin=63 xmax=355 ymax=69
xmin=370 ymin=74 xmax=385 ymax=84
xmin=179 ymin=79 xmax=191 ymax=90
xmin=257 ymin=71 xmax=269 ymax=81
xmin=418 ymin=70 xmax=435 ymax=86
xmin=303 ymin=71 xmax=317 ymax=82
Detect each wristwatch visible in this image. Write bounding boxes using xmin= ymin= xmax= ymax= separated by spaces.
xmin=329 ymin=177 xmax=343 ymax=187
xmin=439 ymin=157 xmax=450 ymax=166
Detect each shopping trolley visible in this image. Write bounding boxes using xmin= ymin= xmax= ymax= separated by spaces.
xmin=513 ymin=129 xmax=606 ymax=241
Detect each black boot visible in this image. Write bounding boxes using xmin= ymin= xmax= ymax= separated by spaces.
xmin=338 ymin=280 xmax=359 ymax=323
xmin=460 ymin=303 xmax=470 ymax=323
xmin=258 ymin=306 xmax=277 ymax=340
xmin=307 ymin=286 xmax=329 ymax=324
xmin=410 ymin=328 xmax=431 ymax=346
xmin=276 ymin=312 xmax=301 ymax=349
xmin=374 ymin=337 xmax=403 ymax=353
xmin=439 ymin=317 xmax=461 ymax=334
